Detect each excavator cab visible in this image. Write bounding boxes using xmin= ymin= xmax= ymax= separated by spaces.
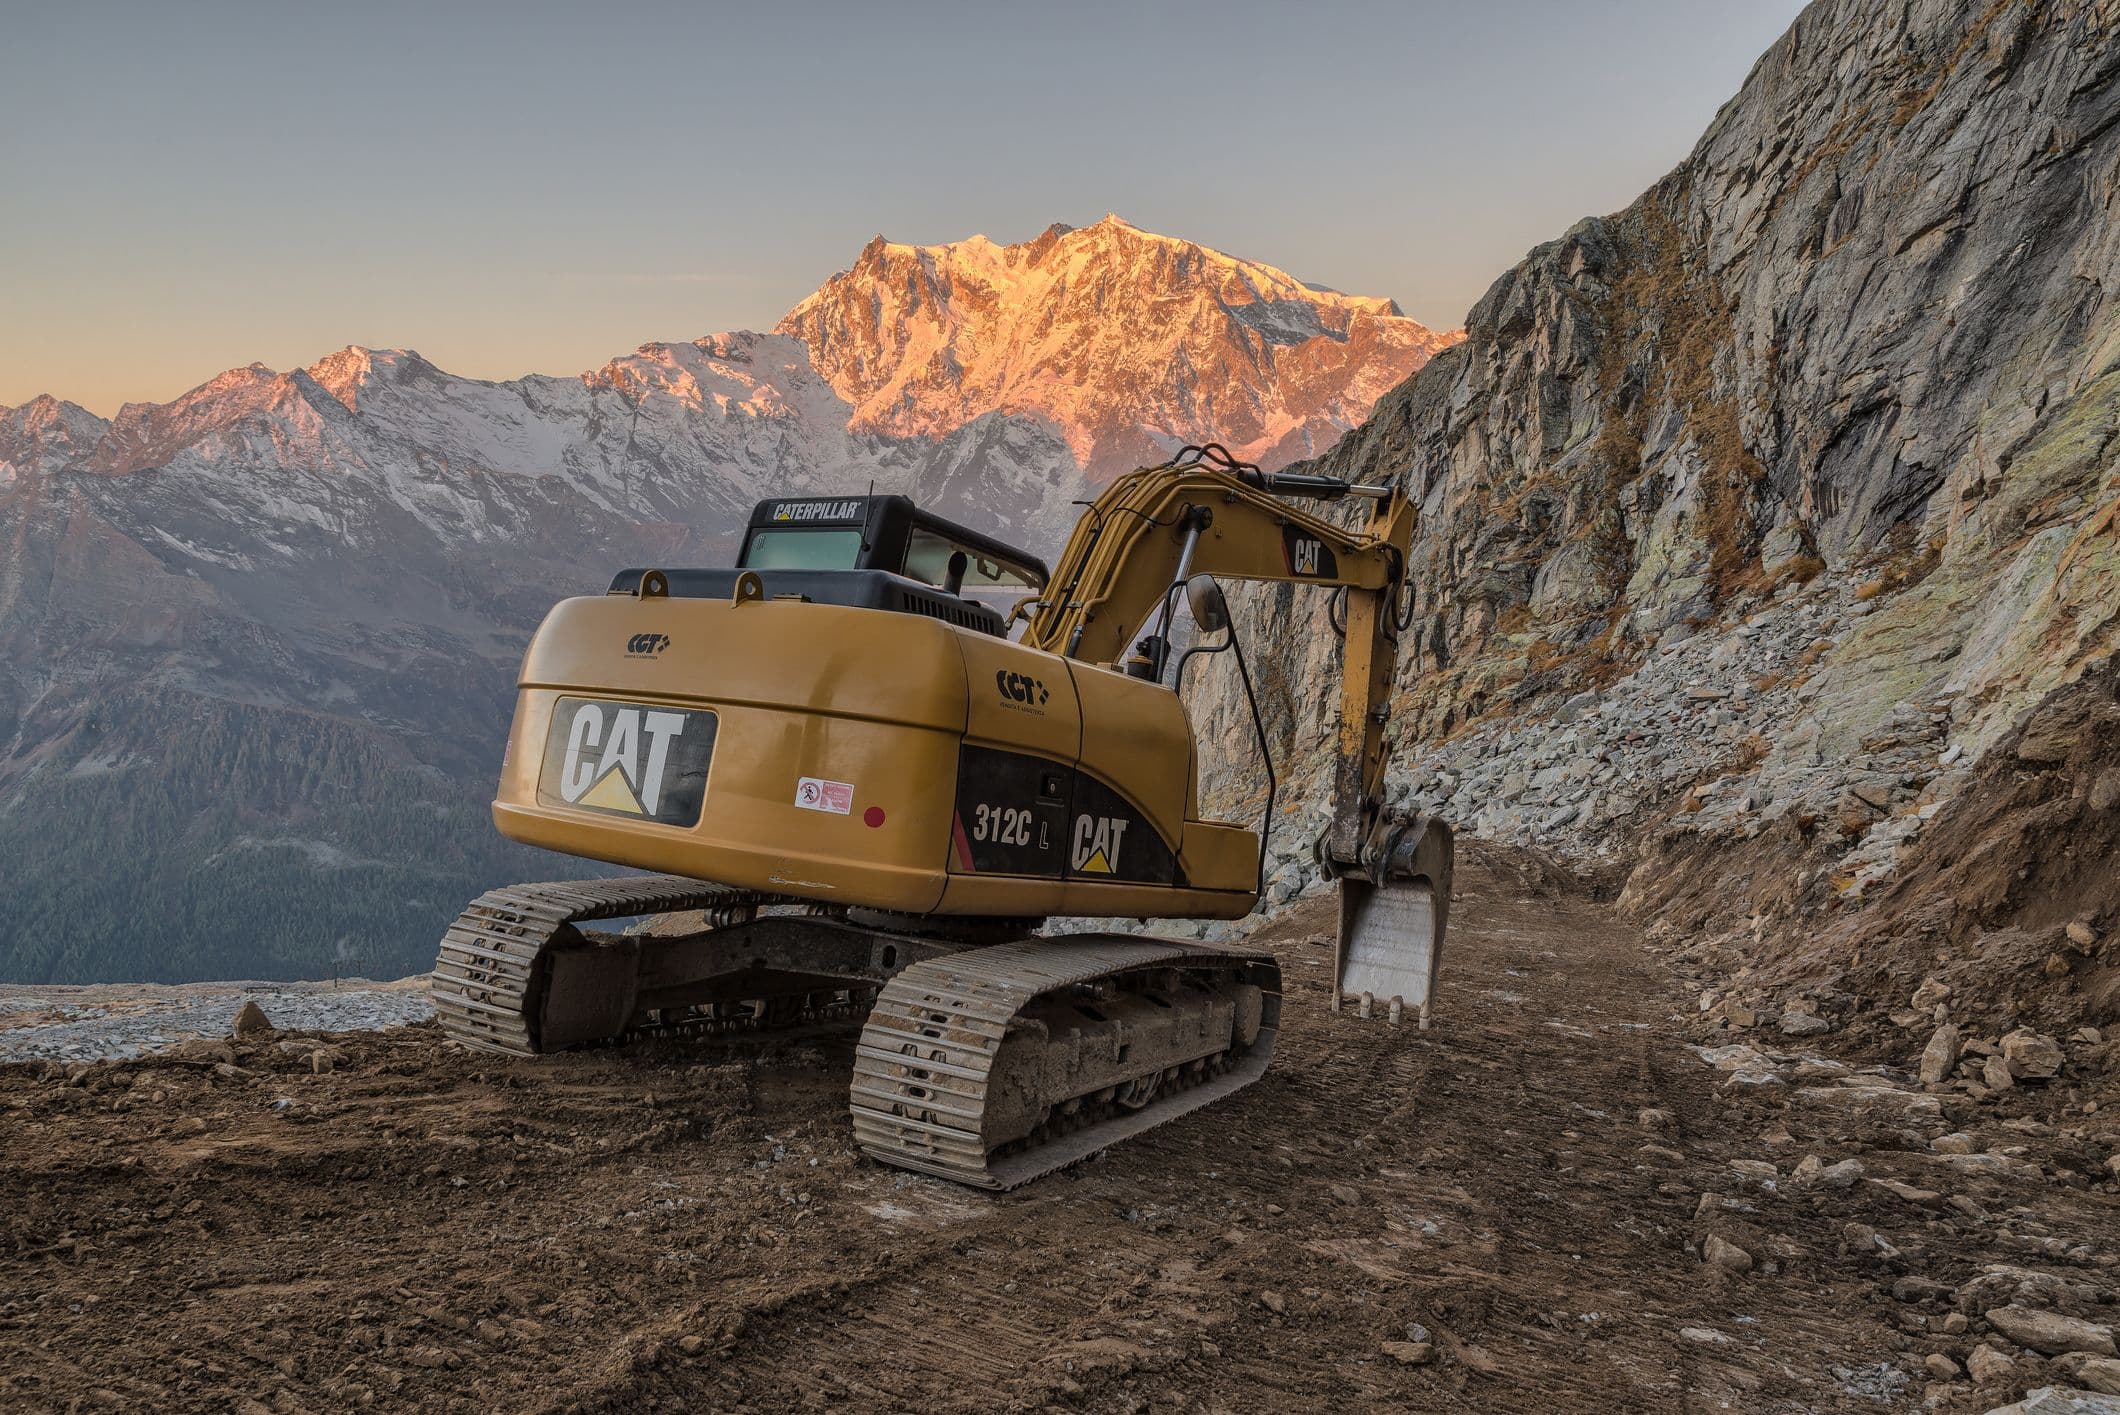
xmin=735 ymin=495 xmax=1047 ymax=595
xmin=607 ymin=496 xmax=1047 ymax=639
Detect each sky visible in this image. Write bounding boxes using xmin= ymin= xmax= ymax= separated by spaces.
xmin=1 ymin=0 xmax=1809 ymax=415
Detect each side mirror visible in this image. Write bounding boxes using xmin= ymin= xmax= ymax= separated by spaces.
xmin=1186 ymin=574 xmax=1232 ymax=636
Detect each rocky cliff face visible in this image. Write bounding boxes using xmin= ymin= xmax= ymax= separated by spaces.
xmin=1203 ymin=0 xmax=2120 ymax=935
xmin=777 ymin=215 xmax=1456 ymax=479
xmin=0 ymin=224 xmax=1427 ymax=982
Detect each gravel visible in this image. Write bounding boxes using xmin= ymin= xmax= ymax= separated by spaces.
xmin=0 ymin=980 xmax=432 ymax=1062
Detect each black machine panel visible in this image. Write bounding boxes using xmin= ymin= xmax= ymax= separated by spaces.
xmin=949 ymin=746 xmax=1181 ymax=887
xmin=1066 ymin=771 xmax=1178 ymax=886
xmin=950 ymin=745 xmax=1069 ymax=877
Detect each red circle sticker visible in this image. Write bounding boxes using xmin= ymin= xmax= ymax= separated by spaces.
xmin=863 ymin=806 xmax=886 ymax=828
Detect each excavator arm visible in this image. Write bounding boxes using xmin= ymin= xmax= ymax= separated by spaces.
xmin=1023 ymin=445 xmax=1452 ymax=1024
xmin=1023 ymin=460 xmax=1404 ymax=661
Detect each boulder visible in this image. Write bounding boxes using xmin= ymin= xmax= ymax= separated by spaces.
xmin=1985 ymin=1307 xmax=2117 ymax=1357
xmin=1702 ymin=1234 xmax=1754 ymax=1273
xmin=1967 ymin=1344 xmax=2017 ymax=1385
xmin=1957 ymin=1266 xmax=2102 ymax=1316
xmin=1868 ymin=1178 xmax=1942 ymax=1207
xmin=1981 ymin=1389 xmax=2120 ymax=1415
xmin=2055 ymin=1358 xmax=2120 ymax=1397
xmin=1793 ymin=1085 xmax=1944 ymax=1130
xmin=166 ymin=1039 xmax=238 ymax=1067
xmin=1695 ymin=1044 xmax=1776 ymax=1072
xmin=2017 ymin=700 xmax=2084 ymax=761
xmin=1920 ymin=1024 xmax=1963 ymax=1085
xmin=2001 ymin=1029 xmax=2065 ymax=1080
xmin=1836 ymin=790 xmax=1885 ymax=834
xmin=231 ymin=1001 xmax=275 ymax=1038
xmin=1791 ymin=1155 xmax=1866 ymax=1189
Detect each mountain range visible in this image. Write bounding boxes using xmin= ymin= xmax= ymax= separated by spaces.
xmin=0 ymin=217 xmax=1452 ymax=981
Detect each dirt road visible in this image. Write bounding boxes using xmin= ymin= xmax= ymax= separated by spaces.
xmin=5 ymin=847 xmax=2114 ymax=1413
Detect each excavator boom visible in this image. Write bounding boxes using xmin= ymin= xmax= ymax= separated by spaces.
xmin=1025 ymin=444 xmax=1450 ymax=1020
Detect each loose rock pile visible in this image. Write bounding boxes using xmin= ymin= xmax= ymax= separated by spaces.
xmin=1392 ymin=577 xmax=1971 ymax=874
xmin=1682 ymin=1029 xmax=2120 ymax=1410
xmin=0 ymin=982 xmax=432 ymax=1063
xmin=1245 ymin=574 xmax=1983 ymax=914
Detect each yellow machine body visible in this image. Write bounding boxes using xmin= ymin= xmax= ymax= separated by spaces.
xmin=433 ymin=453 xmax=1454 ymax=1186
xmin=493 ymin=591 xmax=1263 ymax=921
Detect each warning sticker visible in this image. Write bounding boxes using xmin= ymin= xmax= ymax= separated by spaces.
xmin=794 ymin=777 xmax=854 ymax=815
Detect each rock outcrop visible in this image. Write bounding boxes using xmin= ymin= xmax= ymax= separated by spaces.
xmin=1201 ymin=0 xmax=2120 ymax=942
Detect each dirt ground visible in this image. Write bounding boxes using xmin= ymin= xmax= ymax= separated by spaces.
xmin=5 ymin=845 xmax=2116 ymax=1414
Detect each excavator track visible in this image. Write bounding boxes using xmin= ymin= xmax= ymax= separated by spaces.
xmin=849 ymin=936 xmax=1282 ymax=1190
xmin=437 ymin=883 xmax=1285 ymax=1187
xmin=431 ymin=875 xmax=774 ymax=1057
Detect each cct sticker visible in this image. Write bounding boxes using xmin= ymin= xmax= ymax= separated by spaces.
xmin=794 ymin=777 xmax=854 ymax=815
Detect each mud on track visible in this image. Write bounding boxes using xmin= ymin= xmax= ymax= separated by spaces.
xmin=4 ymin=846 xmax=2100 ymax=1413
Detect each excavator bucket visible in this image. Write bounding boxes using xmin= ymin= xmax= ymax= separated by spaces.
xmin=1331 ymin=816 xmax=1452 ymax=1026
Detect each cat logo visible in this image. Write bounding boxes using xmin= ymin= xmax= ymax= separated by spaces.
xmin=1071 ymin=813 xmax=1129 ymax=874
xmin=1281 ymin=526 xmax=1338 ymax=579
xmin=557 ymin=702 xmax=688 ymax=817
xmin=625 ymin=632 xmax=670 ymax=658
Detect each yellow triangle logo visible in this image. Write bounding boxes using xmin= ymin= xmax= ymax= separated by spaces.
xmin=1080 ymin=848 xmax=1114 ymax=874
xmin=579 ymin=768 xmax=644 ymax=815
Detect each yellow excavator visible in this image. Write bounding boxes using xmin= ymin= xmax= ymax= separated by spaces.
xmin=432 ymin=444 xmax=1451 ymax=1188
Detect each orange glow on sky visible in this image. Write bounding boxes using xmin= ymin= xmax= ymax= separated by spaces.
xmin=2 ymin=1 xmax=1807 ymax=414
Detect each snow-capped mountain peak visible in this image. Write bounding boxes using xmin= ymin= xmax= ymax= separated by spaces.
xmin=775 ymin=216 xmax=1455 ymax=477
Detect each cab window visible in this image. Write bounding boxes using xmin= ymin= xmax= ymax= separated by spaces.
xmin=902 ymin=526 xmax=1042 ymax=590
xmin=741 ymin=528 xmax=864 ymax=570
